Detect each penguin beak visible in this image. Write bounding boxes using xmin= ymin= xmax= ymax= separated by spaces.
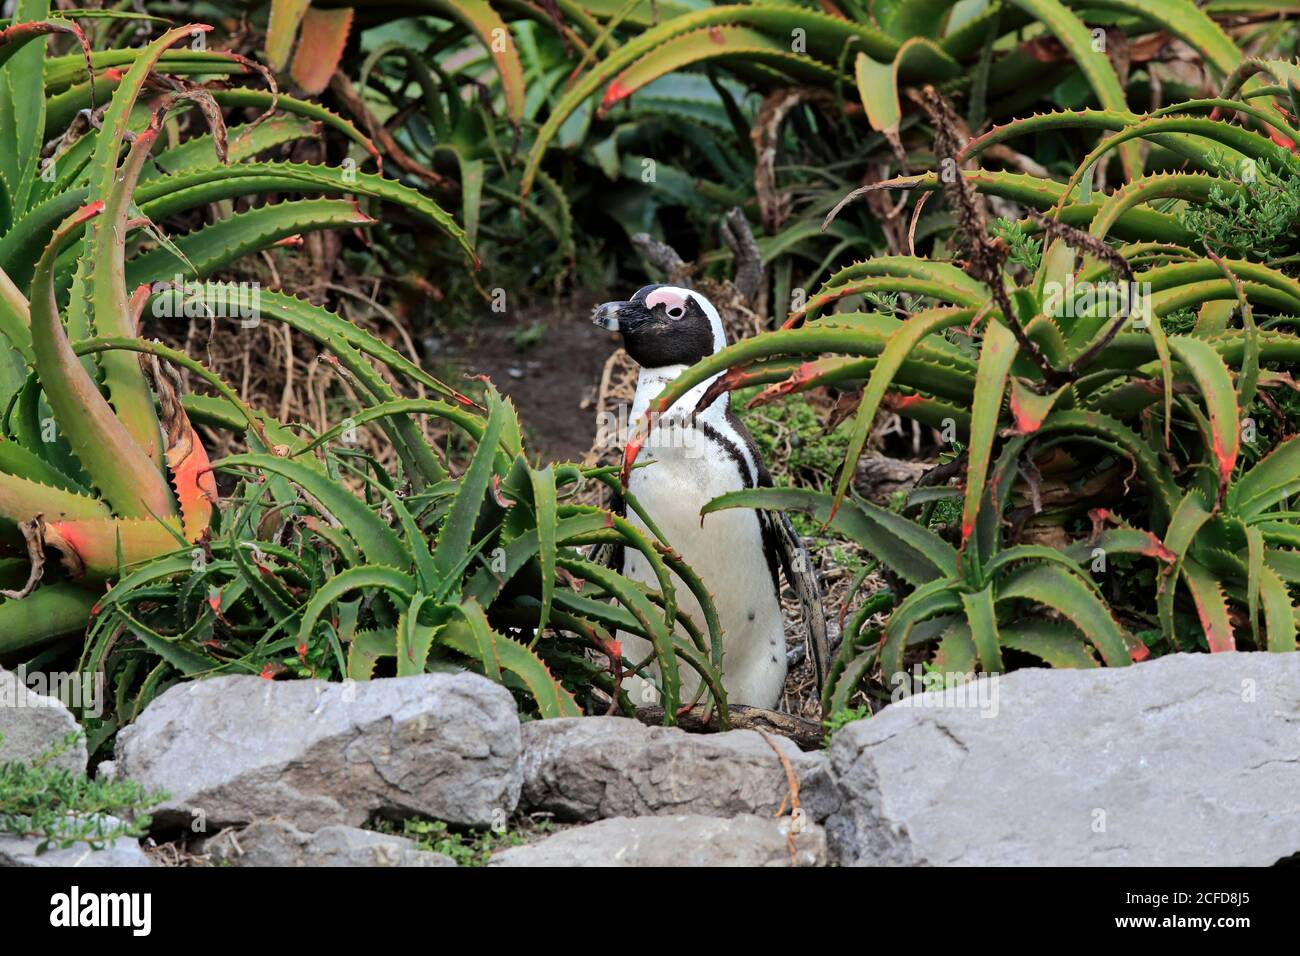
xmin=592 ymin=301 xmax=626 ymax=332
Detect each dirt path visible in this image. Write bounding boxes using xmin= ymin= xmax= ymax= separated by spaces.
xmin=441 ymin=292 xmax=615 ymax=463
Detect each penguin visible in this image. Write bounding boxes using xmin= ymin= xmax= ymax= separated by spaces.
xmin=591 ymin=284 xmax=826 ymax=710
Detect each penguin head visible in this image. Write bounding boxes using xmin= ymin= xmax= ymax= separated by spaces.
xmin=592 ymin=285 xmax=725 ymax=369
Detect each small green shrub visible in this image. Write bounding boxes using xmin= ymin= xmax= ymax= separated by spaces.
xmin=0 ymin=732 xmax=163 ymax=855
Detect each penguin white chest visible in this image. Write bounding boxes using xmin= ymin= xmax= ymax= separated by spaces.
xmin=618 ymin=416 xmax=788 ymax=709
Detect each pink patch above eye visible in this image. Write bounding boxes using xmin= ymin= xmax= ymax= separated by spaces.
xmin=645 ymin=288 xmax=687 ymax=313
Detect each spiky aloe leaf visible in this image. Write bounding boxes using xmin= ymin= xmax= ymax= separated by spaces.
xmin=1182 ymin=557 xmax=1236 ymax=652
xmin=395 ymin=594 xmax=440 ymax=677
xmin=529 ymin=464 xmax=558 ymax=637
xmin=30 ymin=202 xmax=177 ymax=520
xmin=831 ymin=307 xmax=975 ymax=514
xmin=961 ymin=584 xmax=1004 ymax=673
xmin=880 ymin=576 xmax=963 ymax=679
xmin=433 ymin=390 xmax=507 ymax=582
xmin=996 ymin=563 xmax=1131 ymax=666
xmin=603 ymin=26 xmax=837 ymax=115
xmin=857 ymin=36 xmax=962 ymax=137
xmin=961 ymin=319 xmax=1016 ymax=549
xmin=1233 ymin=436 xmax=1300 ymax=519
xmin=557 ymin=553 xmax=681 ymax=720
xmin=703 ymin=486 xmax=958 ymax=584
xmin=124 ymin=198 xmax=375 ymax=287
xmin=999 ymin=620 xmax=1101 ymax=667
xmin=0 ymin=582 xmax=99 ymax=653
xmin=1001 ymin=0 xmax=1139 ymax=178
xmin=295 ymin=565 xmax=417 ymax=656
xmin=444 ymin=599 xmax=583 ymax=717
xmin=0 ymin=3 xmax=64 ymax=220
xmin=91 ymin=117 xmax=166 ymax=466
xmin=520 ymin=4 xmax=897 ymax=196
xmin=1168 ymin=337 xmax=1239 ymax=501
xmin=216 ymin=454 xmax=408 ymax=570
xmin=1257 ymin=564 xmax=1297 ymax=652
xmin=0 ymin=470 xmax=109 ymax=525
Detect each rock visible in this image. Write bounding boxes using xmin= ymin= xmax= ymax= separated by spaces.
xmin=491 ymin=814 xmax=825 ymax=867
xmin=0 ymin=668 xmax=87 ymax=775
xmin=519 ymin=717 xmax=837 ymax=822
xmin=0 ymin=816 xmax=152 ymax=867
xmin=197 ymin=820 xmax=455 ymax=867
xmin=827 ymin=652 xmax=1300 ymax=866
xmin=116 ymin=673 xmax=521 ymax=832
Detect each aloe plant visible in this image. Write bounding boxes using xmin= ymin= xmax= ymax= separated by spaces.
xmin=76 ymin=378 xmax=728 ymax=745
xmin=626 ymin=78 xmax=1300 ymax=703
xmin=0 ymin=11 xmax=471 ymax=647
xmin=1 ymin=11 xmax=721 ymax=741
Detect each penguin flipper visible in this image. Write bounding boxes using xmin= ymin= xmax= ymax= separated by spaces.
xmin=767 ymin=507 xmax=830 ymax=694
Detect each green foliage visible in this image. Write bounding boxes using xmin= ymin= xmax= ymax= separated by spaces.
xmin=991 ymin=217 xmax=1043 ymax=274
xmin=0 ymin=13 xmax=471 ymax=651
xmin=78 ymin=382 xmax=726 ymax=740
xmin=1180 ymin=156 xmax=1300 ymax=265
xmin=821 ymin=704 xmax=870 ymax=748
xmin=632 ymin=77 xmax=1300 ymax=707
xmin=1 ymin=13 xmax=719 ymax=745
xmin=0 ymin=731 xmax=163 ymax=854
xmin=374 ymin=815 xmax=553 ymax=866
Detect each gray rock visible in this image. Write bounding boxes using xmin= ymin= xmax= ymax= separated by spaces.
xmin=491 ymin=814 xmax=826 ymax=867
xmin=198 ymin=819 xmax=455 ymax=867
xmin=0 ymin=816 xmax=152 ymax=867
xmin=827 ymin=652 xmax=1300 ymax=866
xmin=117 ymin=673 xmax=521 ymax=832
xmin=520 ymin=717 xmax=837 ymax=823
xmin=0 ymin=668 xmax=87 ymax=774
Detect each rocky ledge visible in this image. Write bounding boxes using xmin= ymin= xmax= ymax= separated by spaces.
xmin=2 ymin=651 xmax=1297 ymax=866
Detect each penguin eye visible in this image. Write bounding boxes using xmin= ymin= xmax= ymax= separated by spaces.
xmin=666 ymin=305 xmax=685 ymax=319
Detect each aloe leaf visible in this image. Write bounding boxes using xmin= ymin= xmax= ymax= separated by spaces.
xmin=0 ymin=583 xmax=91 ymax=651
xmin=1233 ymin=436 xmax=1300 ymax=519
xmin=1257 ymin=564 xmax=1297 ymax=652
xmin=832 ymin=307 xmax=975 ymax=514
xmin=557 ymin=554 xmax=680 ymax=719
xmin=703 ymin=486 xmax=957 ymax=584
xmin=999 ymin=620 xmax=1101 ymax=667
xmin=1156 ymin=489 xmax=1212 ymax=646
xmin=433 ymin=390 xmax=506 ymax=582
xmin=30 ymin=203 xmax=176 ymax=520
xmin=294 ymin=565 xmax=417 ymax=656
xmin=216 ymin=453 xmax=408 ymax=570
xmin=1168 ymin=336 xmax=1239 ymax=501
xmin=347 ymin=627 xmax=396 ymax=681
xmin=442 ymin=599 xmax=582 ymax=717
xmin=521 ymin=4 xmax=897 ymax=196
xmin=0 ymin=3 xmax=57 ymax=219
xmin=881 ymin=576 xmax=962 ymax=680
xmin=1001 ymin=0 xmax=1139 ymax=178
xmin=289 ymin=5 xmax=353 ymax=95
xmin=1181 ymin=557 xmax=1237 ymax=652
xmin=91 ymin=117 xmax=166 ymax=466
xmin=395 ymin=594 xmax=440 ymax=677
xmin=961 ymin=584 xmax=1004 ymax=673
xmin=604 ymin=26 xmax=837 ymax=115
xmin=996 ymin=563 xmax=1131 ymax=666
xmin=529 ymin=464 xmax=558 ymax=637
xmin=961 ymin=319 xmax=1016 ymax=549
xmin=124 ymin=198 xmax=374 ymax=287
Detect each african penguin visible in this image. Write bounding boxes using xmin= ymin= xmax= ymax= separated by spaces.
xmin=591 ymin=285 xmax=825 ymax=710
